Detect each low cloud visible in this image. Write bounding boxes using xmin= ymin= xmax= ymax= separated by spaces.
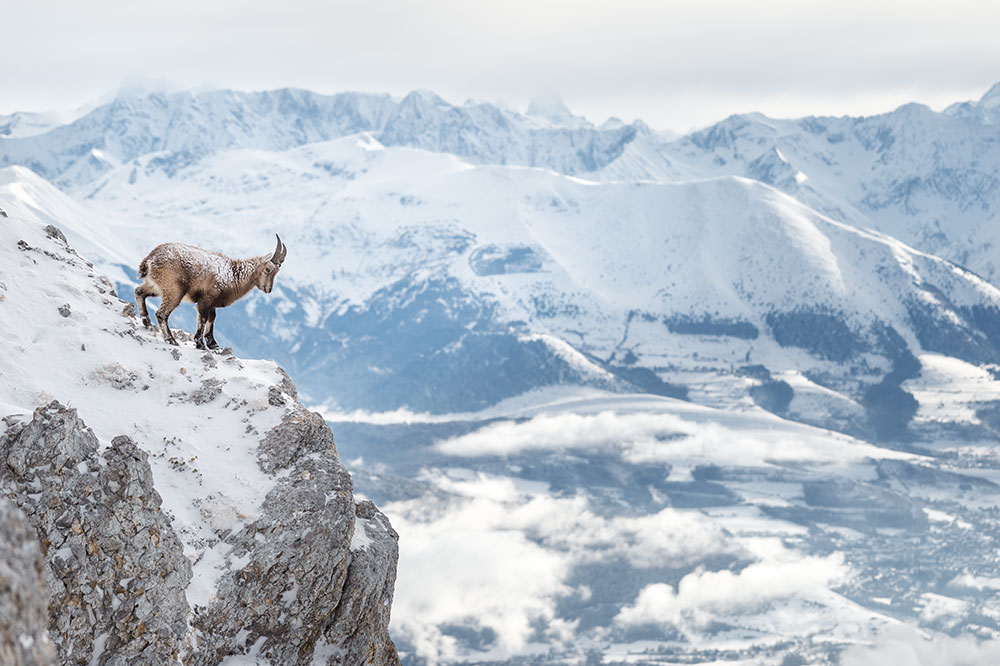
xmin=433 ymin=410 xmax=682 ymax=457
xmin=389 ymin=508 xmax=571 ymax=663
xmin=389 ymin=404 xmax=920 ymax=663
xmin=385 ymin=471 xmax=736 ymax=663
xmin=842 ymin=627 xmax=1000 ymax=666
xmin=434 ymin=408 xmax=907 ymax=467
xmin=614 ymin=553 xmax=850 ymax=631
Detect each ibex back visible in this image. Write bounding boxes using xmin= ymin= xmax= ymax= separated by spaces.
xmin=135 ymin=235 xmax=287 ymax=350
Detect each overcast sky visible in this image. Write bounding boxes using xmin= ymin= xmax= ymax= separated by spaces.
xmin=4 ymin=0 xmax=1000 ymax=132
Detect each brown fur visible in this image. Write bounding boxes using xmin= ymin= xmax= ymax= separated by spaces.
xmin=135 ymin=236 xmax=287 ymax=349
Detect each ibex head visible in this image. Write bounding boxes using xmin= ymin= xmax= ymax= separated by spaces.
xmin=257 ymin=234 xmax=287 ymax=294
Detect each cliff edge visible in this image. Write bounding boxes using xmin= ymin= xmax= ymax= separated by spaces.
xmin=0 ymin=197 xmax=399 ymax=664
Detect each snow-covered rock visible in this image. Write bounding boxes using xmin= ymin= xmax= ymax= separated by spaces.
xmin=0 ymin=188 xmax=399 ymax=664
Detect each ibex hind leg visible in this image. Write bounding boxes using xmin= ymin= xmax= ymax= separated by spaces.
xmin=157 ymin=292 xmax=182 ymax=346
xmin=134 ymin=282 xmax=158 ymax=328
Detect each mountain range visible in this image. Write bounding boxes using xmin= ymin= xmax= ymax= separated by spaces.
xmin=5 ymin=83 xmax=1000 ymax=664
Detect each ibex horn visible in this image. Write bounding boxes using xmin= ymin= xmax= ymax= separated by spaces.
xmin=271 ymin=234 xmax=287 ymax=266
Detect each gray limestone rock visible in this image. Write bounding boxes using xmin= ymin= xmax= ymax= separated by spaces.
xmin=275 ymin=367 xmax=298 ymax=400
xmin=0 ymin=396 xmax=399 ymax=666
xmin=191 ymin=407 xmax=400 ymax=666
xmin=320 ymin=500 xmax=401 ymax=666
xmin=0 ymin=498 xmax=57 ymax=666
xmin=0 ymin=402 xmax=192 ymax=666
xmin=266 ymin=368 xmax=298 ymax=407
xmin=191 ymin=453 xmax=356 ymax=665
xmin=257 ymin=405 xmax=336 ymax=474
xmin=188 ymin=378 xmax=224 ymax=405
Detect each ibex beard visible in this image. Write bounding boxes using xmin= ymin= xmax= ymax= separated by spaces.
xmin=135 ymin=235 xmax=287 ymax=350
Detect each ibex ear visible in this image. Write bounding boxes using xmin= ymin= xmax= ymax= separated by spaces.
xmin=270 ymin=234 xmax=287 ymax=267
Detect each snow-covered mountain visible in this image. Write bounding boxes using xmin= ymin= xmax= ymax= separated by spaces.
xmin=0 ymin=88 xmax=639 ymax=191
xmin=7 ymin=123 xmax=1000 ymax=442
xmin=6 ymin=83 xmax=1000 ymax=664
xmin=610 ymin=84 xmax=1000 ymax=287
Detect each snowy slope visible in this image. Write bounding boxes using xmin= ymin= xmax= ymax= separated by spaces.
xmin=0 ymin=166 xmax=134 ymax=281
xmin=0 ymin=196 xmax=293 ymax=608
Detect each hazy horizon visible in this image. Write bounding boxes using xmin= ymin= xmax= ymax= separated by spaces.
xmin=4 ymin=0 xmax=1000 ymax=133
xmin=2 ymin=77 xmax=998 ymax=137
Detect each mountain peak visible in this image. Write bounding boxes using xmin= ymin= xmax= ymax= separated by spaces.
xmin=527 ymin=92 xmax=572 ymax=120
xmin=112 ymin=76 xmax=182 ymax=102
xmin=400 ymin=89 xmax=449 ymax=109
xmin=979 ymin=81 xmax=1000 ymax=110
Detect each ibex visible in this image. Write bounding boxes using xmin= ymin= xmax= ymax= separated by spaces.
xmin=135 ymin=235 xmax=287 ymax=350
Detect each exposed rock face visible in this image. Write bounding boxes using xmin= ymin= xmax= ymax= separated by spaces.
xmin=0 ymin=498 xmax=56 ymax=666
xmin=1 ymin=399 xmax=400 ymax=666
xmin=193 ymin=405 xmax=400 ymax=666
xmin=257 ymin=405 xmax=334 ymax=474
xmin=0 ymin=402 xmax=192 ymax=665
xmin=0 ymin=206 xmax=399 ymax=663
xmin=321 ymin=500 xmax=400 ymax=666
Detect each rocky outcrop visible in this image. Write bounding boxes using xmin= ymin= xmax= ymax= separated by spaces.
xmin=0 ymin=199 xmax=400 ymax=664
xmin=321 ymin=500 xmax=400 ymax=666
xmin=1 ymin=403 xmax=192 ymax=665
xmin=0 ymin=498 xmax=56 ymax=666
xmin=193 ymin=405 xmax=400 ymax=666
xmin=1 ymin=398 xmax=400 ymax=666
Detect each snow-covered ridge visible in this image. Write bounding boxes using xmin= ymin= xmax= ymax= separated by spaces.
xmin=0 ymin=87 xmax=640 ymax=189
xmin=0 ymin=198 xmax=400 ymax=663
xmin=623 ymin=82 xmax=1000 ymax=285
xmin=6 ymin=80 xmax=1000 ymax=286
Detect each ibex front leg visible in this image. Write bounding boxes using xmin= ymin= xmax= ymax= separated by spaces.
xmin=204 ymin=309 xmax=220 ymax=350
xmin=195 ymin=303 xmax=209 ymax=350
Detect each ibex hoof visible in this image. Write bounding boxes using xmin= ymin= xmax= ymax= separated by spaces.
xmin=141 ymin=317 xmax=153 ymax=328
xmin=206 ymin=340 xmax=220 ymax=350
xmin=195 ymin=340 xmax=207 ymax=351
xmin=166 ymin=338 xmax=180 ymax=347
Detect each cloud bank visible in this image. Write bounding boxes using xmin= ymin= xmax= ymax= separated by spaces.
xmin=385 ymin=472 xmax=738 ymax=662
xmin=842 ymin=627 xmax=1000 ymax=666
xmin=433 ymin=407 xmax=909 ymax=467
xmin=614 ymin=553 xmax=849 ymax=632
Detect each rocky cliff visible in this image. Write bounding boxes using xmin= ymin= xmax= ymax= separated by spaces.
xmin=0 ymin=498 xmax=56 ymax=666
xmin=0 ymin=193 xmax=399 ymax=664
